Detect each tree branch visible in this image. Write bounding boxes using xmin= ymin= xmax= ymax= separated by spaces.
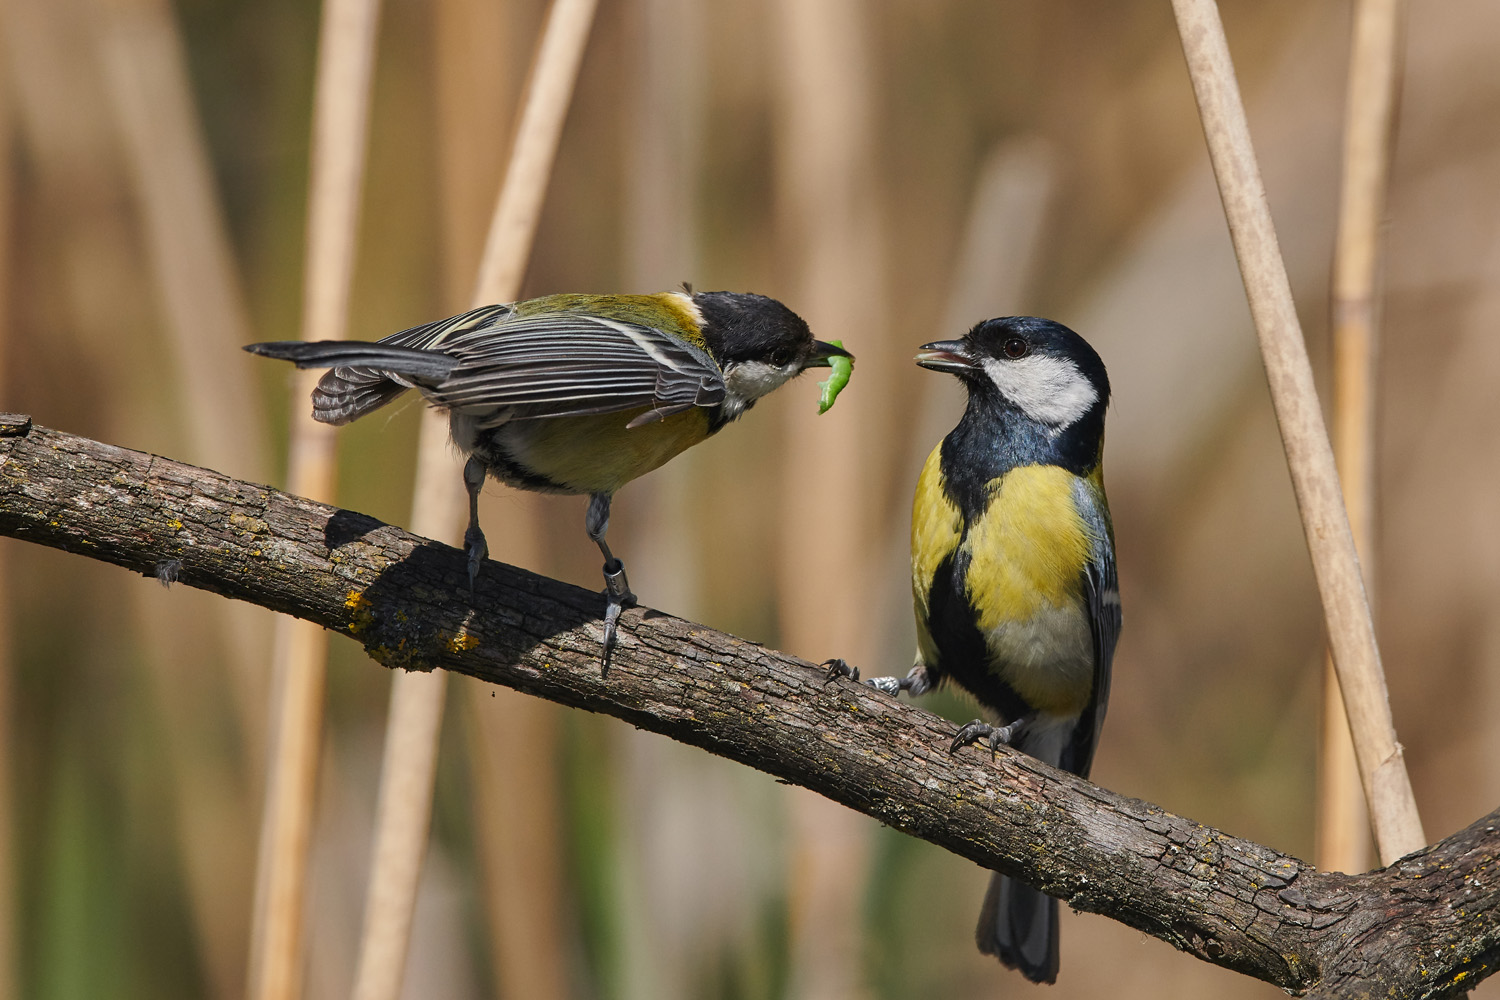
xmin=0 ymin=412 xmax=1495 ymax=999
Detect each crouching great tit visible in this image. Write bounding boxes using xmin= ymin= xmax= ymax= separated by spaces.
xmin=830 ymin=316 xmax=1117 ymax=984
xmin=248 ymin=290 xmax=851 ymax=667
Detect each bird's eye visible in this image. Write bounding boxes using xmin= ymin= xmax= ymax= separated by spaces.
xmin=770 ymin=348 xmax=794 ymax=367
xmin=1001 ymin=336 xmax=1030 ymax=359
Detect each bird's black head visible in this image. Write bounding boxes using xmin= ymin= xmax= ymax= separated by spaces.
xmin=693 ymin=291 xmax=852 ymax=417
xmin=916 ymin=316 xmax=1109 ymax=431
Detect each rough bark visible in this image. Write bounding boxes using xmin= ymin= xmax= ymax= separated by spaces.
xmin=0 ymin=412 xmax=1495 ymax=998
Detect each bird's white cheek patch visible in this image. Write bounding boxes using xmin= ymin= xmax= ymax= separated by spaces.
xmin=981 ymin=355 xmax=1097 ymax=427
xmin=724 ymin=361 xmax=800 ymax=406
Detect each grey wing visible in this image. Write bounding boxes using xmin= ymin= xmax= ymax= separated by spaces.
xmin=314 ymin=305 xmax=728 ymax=426
xmin=1063 ymin=480 xmax=1120 ymax=779
xmin=427 ymin=311 xmax=725 ymax=423
xmin=312 ymin=304 xmax=516 ymax=424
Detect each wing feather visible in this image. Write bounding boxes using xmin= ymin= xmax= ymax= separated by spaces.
xmin=311 ymin=305 xmax=517 ymax=424
xmin=1063 ymin=476 xmax=1120 ymax=779
xmin=313 ymin=304 xmax=725 ymax=425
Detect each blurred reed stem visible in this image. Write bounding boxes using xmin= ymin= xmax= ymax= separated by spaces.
xmin=597 ymin=1 xmax=709 ymax=996
xmin=349 ymin=668 xmax=445 ymax=1000
xmin=772 ymin=0 xmax=888 ymax=995
xmin=95 ymin=0 xmax=282 ymax=994
xmin=430 ymin=0 xmax=572 ymax=995
xmin=249 ymin=2 xmax=383 ymax=999
xmin=0 ymin=68 xmax=15 ymax=1000
xmin=95 ymin=0 xmax=268 ymax=483
xmin=353 ymin=1 xmax=597 ymax=996
xmin=0 ymin=590 xmax=10 ymax=1000
xmin=469 ymin=0 xmax=598 ymax=309
xmin=464 ymin=686 xmax=570 ymax=1000
xmin=1318 ymin=0 xmax=1404 ymax=876
xmin=1169 ymin=0 xmax=1424 ymax=864
xmin=96 ymin=0 xmax=271 ymax=748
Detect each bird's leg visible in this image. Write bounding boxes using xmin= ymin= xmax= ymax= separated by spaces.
xmin=950 ymin=713 xmax=1035 ymax=756
xmin=586 ymin=492 xmax=635 ymax=673
xmin=823 ymin=661 xmax=933 ymax=698
xmin=463 ymin=457 xmax=489 ymax=593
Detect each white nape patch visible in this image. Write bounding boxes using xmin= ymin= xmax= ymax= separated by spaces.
xmin=980 ymin=353 xmax=1097 ymax=427
xmin=666 ymin=290 xmax=706 ymax=328
xmin=722 ymin=359 xmax=801 ymax=417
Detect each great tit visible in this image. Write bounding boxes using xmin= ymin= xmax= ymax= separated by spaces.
xmin=829 ymin=316 xmax=1117 ymax=984
xmin=247 ymin=290 xmax=851 ymax=667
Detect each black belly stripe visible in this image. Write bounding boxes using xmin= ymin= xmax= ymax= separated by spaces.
xmin=471 ymin=435 xmax=572 ymax=494
xmin=925 ymin=550 xmax=1032 ymax=724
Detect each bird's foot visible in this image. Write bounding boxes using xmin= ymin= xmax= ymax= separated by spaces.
xmin=822 ymin=659 xmax=860 ymax=683
xmin=600 ymin=559 xmax=636 ymax=676
xmin=822 ymin=661 xmax=932 ymax=698
xmin=462 ymin=457 xmax=489 ymax=594
xmin=950 ymin=716 xmax=1030 ymax=756
xmin=464 ymin=524 xmax=488 ymax=594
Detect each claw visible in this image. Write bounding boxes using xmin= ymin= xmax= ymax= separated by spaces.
xmin=950 ymin=720 xmax=998 ymax=755
xmin=599 ymin=559 xmax=636 ymax=676
xmin=601 ymin=597 xmax=625 ymax=676
xmin=822 ymin=658 xmax=860 ymax=684
xmin=464 ymin=524 xmax=488 ymax=594
xmin=950 ymin=715 xmax=1030 ymax=756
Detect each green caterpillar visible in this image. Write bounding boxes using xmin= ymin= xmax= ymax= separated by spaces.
xmin=817 ymin=341 xmax=853 ymax=414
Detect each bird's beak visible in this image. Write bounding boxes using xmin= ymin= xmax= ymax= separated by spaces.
xmin=805 ymin=339 xmax=854 ymax=368
xmin=915 ymin=340 xmax=976 ymax=373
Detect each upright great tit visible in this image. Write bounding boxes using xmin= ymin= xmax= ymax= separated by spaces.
xmin=830 ymin=316 xmax=1117 ymax=984
xmin=247 ymin=290 xmax=851 ymax=666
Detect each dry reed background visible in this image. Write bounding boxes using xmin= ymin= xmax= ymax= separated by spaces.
xmin=2 ymin=0 xmax=1499 ymax=998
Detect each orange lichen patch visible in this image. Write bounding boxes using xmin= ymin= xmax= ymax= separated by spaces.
xmin=345 ymin=589 xmax=375 ymax=634
xmin=445 ymin=630 xmax=480 ymax=654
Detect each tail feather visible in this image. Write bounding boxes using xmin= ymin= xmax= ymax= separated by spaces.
xmin=977 ymin=872 xmax=1059 ymax=985
xmin=245 ymin=340 xmax=462 ymax=425
xmin=244 ymin=340 xmax=460 ymax=380
xmin=974 ymin=716 xmax=1073 ymax=984
xmin=308 ymin=369 xmax=409 ymax=426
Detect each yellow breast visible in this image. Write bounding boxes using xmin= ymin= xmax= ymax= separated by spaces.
xmin=502 ymin=407 xmax=713 ymax=495
xmin=910 ymin=443 xmax=962 ymax=669
xmin=963 ymin=465 xmax=1090 ymax=627
xmin=964 ymin=464 xmax=1096 ymax=715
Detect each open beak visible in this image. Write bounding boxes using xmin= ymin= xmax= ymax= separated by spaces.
xmin=805 ymin=339 xmax=854 ymax=368
xmin=915 ymin=340 xmax=976 ymax=373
